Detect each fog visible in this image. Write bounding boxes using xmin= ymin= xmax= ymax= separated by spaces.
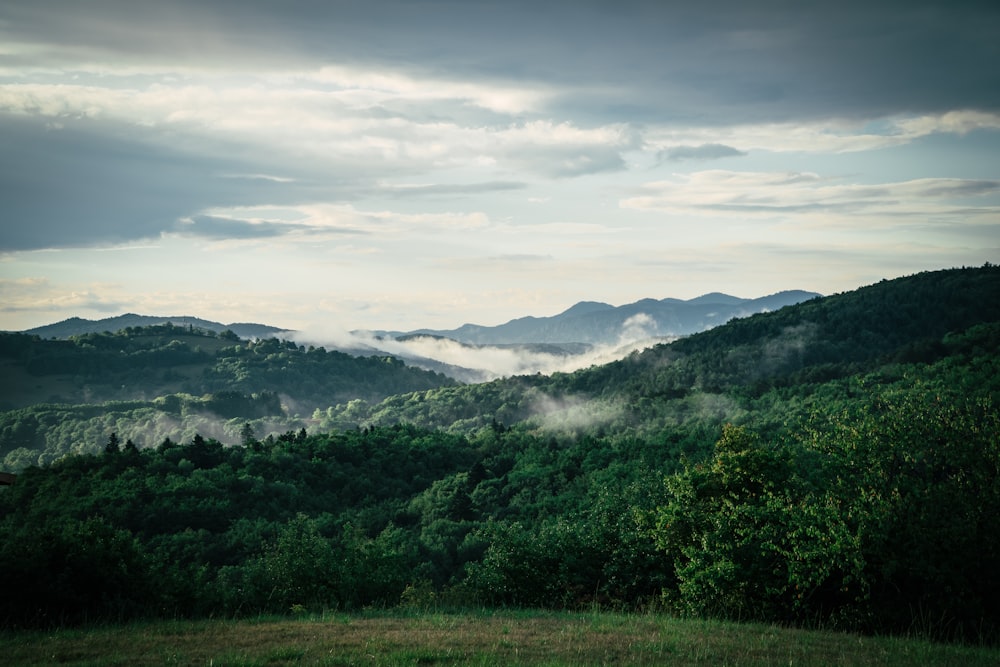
xmin=286 ymin=315 xmax=675 ymax=382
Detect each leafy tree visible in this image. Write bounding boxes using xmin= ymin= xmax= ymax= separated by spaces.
xmin=649 ymin=425 xmax=867 ymax=625
xmin=239 ymin=514 xmax=338 ymax=612
xmin=104 ymin=432 xmax=121 ymax=454
xmin=0 ymin=517 xmax=153 ymax=627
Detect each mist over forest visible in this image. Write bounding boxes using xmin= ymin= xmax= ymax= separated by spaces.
xmin=1 ymin=266 xmax=999 ymax=645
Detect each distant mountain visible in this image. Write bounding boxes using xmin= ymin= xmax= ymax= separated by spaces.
xmin=322 ymin=265 xmax=1000 ymax=435
xmin=396 ymin=290 xmax=821 ymax=345
xmin=20 ymin=314 xmax=288 ymax=340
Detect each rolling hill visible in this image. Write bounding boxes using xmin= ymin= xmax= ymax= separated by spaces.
xmin=317 ymin=266 xmax=1000 ymax=434
xmin=19 ymin=313 xmax=288 ymax=340
xmin=1 ymin=266 xmax=997 ymax=641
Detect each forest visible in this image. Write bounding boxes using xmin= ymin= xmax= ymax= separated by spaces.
xmin=1 ymin=265 xmax=998 ymax=644
xmin=0 ymin=324 xmax=456 ymax=469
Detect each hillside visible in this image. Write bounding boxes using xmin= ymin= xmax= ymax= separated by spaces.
xmin=1 ymin=266 xmax=998 ymax=641
xmin=19 ymin=314 xmax=288 ymax=340
xmin=317 ymin=266 xmax=1000 ymax=435
xmin=0 ymin=323 xmax=456 ymax=467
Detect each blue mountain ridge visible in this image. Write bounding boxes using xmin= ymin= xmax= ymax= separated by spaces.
xmin=398 ymin=290 xmax=821 ymax=346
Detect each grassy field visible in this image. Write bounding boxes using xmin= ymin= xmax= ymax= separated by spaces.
xmin=2 ymin=610 xmax=998 ymax=666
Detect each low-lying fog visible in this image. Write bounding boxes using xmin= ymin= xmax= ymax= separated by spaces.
xmin=285 ymin=314 xmax=674 ymax=382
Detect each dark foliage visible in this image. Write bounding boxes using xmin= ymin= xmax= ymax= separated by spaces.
xmin=0 ymin=266 xmax=998 ymax=644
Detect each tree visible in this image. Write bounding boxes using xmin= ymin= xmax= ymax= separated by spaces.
xmin=649 ymin=425 xmax=866 ymax=625
xmin=240 ymin=422 xmax=256 ymax=447
xmin=241 ymin=514 xmax=337 ymax=612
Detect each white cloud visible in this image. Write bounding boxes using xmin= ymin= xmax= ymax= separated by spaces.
xmin=643 ymin=111 xmax=1000 ymax=156
xmin=0 ymin=70 xmax=635 ymax=178
xmin=166 ymin=204 xmax=495 ymax=249
xmin=0 ymin=277 xmax=126 ymax=315
xmin=620 ymin=171 xmax=1000 ymax=226
xmin=303 ymin=65 xmax=549 ymax=115
xmin=289 ymin=323 xmax=667 ymax=381
xmin=620 ymin=313 xmax=656 ymax=341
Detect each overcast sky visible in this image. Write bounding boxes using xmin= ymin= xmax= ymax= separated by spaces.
xmin=1 ymin=0 xmax=998 ymax=333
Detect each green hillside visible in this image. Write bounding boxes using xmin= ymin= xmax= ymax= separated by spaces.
xmin=317 ymin=265 xmax=1000 ymax=436
xmin=1 ymin=266 xmax=998 ymax=643
xmin=0 ymin=323 xmax=456 ymax=468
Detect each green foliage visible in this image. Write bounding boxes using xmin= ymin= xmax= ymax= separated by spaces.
xmin=648 ymin=383 xmax=1000 ymax=641
xmin=0 ymin=515 xmax=154 ymax=627
xmin=0 ymin=266 xmax=998 ymax=644
xmin=237 ymin=514 xmax=339 ymax=611
xmin=0 ymin=323 xmax=457 ymax=468
xmin=650 ymin=425 xmax=868 ymax=626
xmin=330 ymin=265 xmax=1000 ymax=437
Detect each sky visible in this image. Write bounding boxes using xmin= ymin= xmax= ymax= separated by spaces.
xmin=1 ymin=0 xmax=999 ymax=335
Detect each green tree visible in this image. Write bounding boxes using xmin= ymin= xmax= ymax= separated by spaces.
xmin=649 ymin=425 xmax=866 ymax=625
xmin=240 ymin=514 xmax=337 ymax=612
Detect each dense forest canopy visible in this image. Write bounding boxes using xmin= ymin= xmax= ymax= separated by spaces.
xmin=0 ymin=324 xmax=456 ymax=468
xmin=1 ymin=266 xmax=998 ymax=643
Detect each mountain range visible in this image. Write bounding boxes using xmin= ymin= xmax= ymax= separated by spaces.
xmin=17 ymin=290 xmax=820 ymax=351
xmin=386 ymin=290 xmax=821 ymax=345
xmin=14 ymin=291 xmax=822 ymax=382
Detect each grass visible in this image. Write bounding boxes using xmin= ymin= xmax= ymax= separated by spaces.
xmin=1 ymin=609 xmax=998 ymax=666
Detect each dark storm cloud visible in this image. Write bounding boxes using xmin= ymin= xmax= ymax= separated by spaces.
xmin=4 ymin=1 xmax=996 ymax=122
xmin=0 ymin=115 xmax=208 ymax=251
xmin=0 ymin=114 xmax=347 ymax=252
xmin=659 ymin=144 xmax=747 ymax=162
xmin=180 ymin=214 xmax=370 ymax=240
xmin=181 ymin=216 xmax=314 ymax=240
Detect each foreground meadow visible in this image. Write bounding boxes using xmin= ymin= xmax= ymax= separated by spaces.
xmin=2 ymin=610 xmax=998 ymax=667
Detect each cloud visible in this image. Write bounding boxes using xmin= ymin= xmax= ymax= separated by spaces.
xmin=0 ymin=73 xmax=633 ymax=178
xmin=0 ymin=112 xmax=327 ymax=252
xmin=487 ymin=254 xmax=553 ymax=263
xmin=526 ymin=392 xmax=626 ymax=434
xmin=643 ymin=111 xmax=1000 ymax=156
xmin=659 ymin=143 xmax=747 ymax=162
xmin=0 ymin=277 xmax=127 ymax=316
xmin=620 ymin=171 xmax=1000 ymax=224
xmin=620 ymin=313 xmax=656 ymax=341
xmin=0 ymin=69 xmax=635 ymax=252
xmin=4 ymin=1 xmax=999 ymax=125
xmin=2 ymin=0 xmax=998 ymax=335
xmin=288 ymin=308 xmax=675 ymax=381
xmin=376 ymin=181 xmax=527 ymax=198
xmin=178 ymin=216 xmax=321 ymax=240
xmin=492 ymin=120 xmax=639 ymax=177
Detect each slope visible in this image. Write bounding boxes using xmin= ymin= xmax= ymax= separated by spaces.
xmin=320 ymin=266 xmax=1000 ymax=434
xmin=0 ymin=324 xmax=457 ymax=467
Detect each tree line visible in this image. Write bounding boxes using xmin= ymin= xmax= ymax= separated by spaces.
xmin=1 ymin=333 xmax=997 ymax=641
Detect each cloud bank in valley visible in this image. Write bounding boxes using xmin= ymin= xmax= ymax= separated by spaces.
xmin=287 ymin=320 xmax=673 ymax=382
